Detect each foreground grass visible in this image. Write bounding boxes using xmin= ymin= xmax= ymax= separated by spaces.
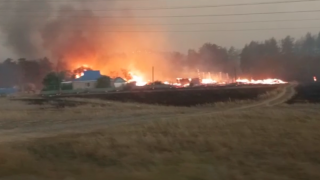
xmin=0 ymin=86 xmax=283 ymax=130
xmin=0 ymin=106 xmax=320 ymax=180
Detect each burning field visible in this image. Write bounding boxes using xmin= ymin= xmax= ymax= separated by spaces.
xmin=72 ymin=63 xmax=287 ymax=88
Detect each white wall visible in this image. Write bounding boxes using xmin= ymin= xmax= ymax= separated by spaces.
xmin=114 ymin=82 xmax=126 ymax=88
xmin=73 ymin=81 xmax=97 ymax=90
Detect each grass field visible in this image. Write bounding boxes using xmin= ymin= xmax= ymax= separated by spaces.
xmin=0 ymin=87 xmax=319 ymax=180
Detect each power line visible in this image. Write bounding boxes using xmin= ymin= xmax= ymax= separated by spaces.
xmin=0 ymin=0 xmax=149 ymax=2
xmin=8 ymin=9 xmax=320 ymax=18
xmin=2 ymin=17 xmax=320 ymax=26
xmin=37 ymin=26 xmax=320 ymax=32
xmin=1 ymin=0 xmax=320 ymax=11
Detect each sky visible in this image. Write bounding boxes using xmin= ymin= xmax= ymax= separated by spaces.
xmin=1 ymin=0 xmax=320 ymax=59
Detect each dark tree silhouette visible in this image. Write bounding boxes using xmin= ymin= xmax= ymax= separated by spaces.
xmin=96 ymin=75 xmax=111 ymax=88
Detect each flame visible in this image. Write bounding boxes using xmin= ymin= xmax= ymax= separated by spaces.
xmin=71 ymin=63 xmax=286 ymax=87
xmin=127 ymin=72 xmax=148 ymax=86
xmin=236 ymin=78 xmax=287 ymax=84
xmin=201 ymin=79 xmax=217 ymax=84
xmin=314 ymin=76 xmax=317 ymax=82
xmin=75 ymin=72 xmax=84 ymax=79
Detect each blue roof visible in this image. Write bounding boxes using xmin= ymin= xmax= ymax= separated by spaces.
xmin=0 ymin=88 xmax=18 ymax=94
xmin=74 ymin=70 xmax=102 ymax=81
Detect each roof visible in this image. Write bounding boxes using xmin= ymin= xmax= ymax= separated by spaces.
xmin=0 ymin=88 xmax=17 ymax=94
xmin=74 ymin=71 xmax=102 ymax=81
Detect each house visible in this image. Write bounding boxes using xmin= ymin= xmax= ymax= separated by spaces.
xmin=65 ymin=71 xmax=127 ymax=90
xmin=0 ymin=87 xmax=18 ymax=96
xmin=73 ymin=70 xmax=102 ymax=90
xmin=113 ymin=77 xmax=127 ymax=88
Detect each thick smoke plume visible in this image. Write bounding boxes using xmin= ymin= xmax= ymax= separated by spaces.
xmin=0 ymin=0 xmax=52 ymax=58
xmin=0 ymin=0 xmax=177 ymax=80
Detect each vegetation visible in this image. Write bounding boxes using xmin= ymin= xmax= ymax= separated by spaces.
xmin=0 ymin=87 xmax=318 ymax=179
xmin=0 ymin=98 xmax=319 ymax=179
xmin=96 ymin=75 xmax=111 ymax=88
xmin=42 ymin=72 xmax=65 ymax=91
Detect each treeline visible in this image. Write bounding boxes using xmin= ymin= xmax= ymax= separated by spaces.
xmin=0 ymin=58 xmax=66 ymax=88
xmin=183 ymin=32 xmax=320 ymax=82
xmin=174 ymin=43 xmax=240 ymax=76
xmin=240 ymin=33 xmax=320 ymax=82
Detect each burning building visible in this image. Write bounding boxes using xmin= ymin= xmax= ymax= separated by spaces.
xmin=72 ymin=70 xmax=102 ymax=90
xmin=62 ymin=70 xmax=127 ymax=90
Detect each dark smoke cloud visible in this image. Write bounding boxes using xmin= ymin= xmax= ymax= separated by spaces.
xmin=40 ymin=5 xmax=109 ymax=62
xmin=0 ymin=0 xmax=131 ymax=61
xmin=0 ymin=0 xmax=52 ymax=58
xmin=0 ymin=0 xmax=176 ymax=80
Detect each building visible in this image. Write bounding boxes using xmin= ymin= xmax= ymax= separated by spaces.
xmin=73 ymin=70 xmax=102 ymax=90
xmin=62 ymin=71 xmax=127 ymax=90
xmin=0 ymin=87 xmax=18 ymax=96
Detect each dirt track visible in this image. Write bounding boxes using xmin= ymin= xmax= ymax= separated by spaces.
xmin=0 ymin=84 xmax=296 ymax=143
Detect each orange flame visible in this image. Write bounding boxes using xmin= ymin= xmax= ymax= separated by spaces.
xmin=127 ymin=72 xmax=148 ymax=86
xmin=236 ymin=78 xmax=287 ymax=84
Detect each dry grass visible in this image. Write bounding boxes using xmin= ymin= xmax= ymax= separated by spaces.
xmin=0 ymin=106 xmax=320 ymax=180
xmin=0 ymin=97 xmax=193 ymax=130
xmin=0 ymin=86 xmax=318 ymax=180
xmin=199 ymin=86 xmax=284 ymax=109
xmin=0 ymin=86 xmax=284 ymax=130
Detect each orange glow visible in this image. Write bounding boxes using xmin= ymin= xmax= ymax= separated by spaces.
xmin=201 ymin=79 xmax=217 ymax=84
xmin=127 ymin=72 xmax=148 ymax=86
xmin=236 ymin=78 xmax=287 ymax=84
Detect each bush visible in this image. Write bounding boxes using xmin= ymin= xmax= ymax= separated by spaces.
xmin=96 ymin=76 xmax=111 ymax=88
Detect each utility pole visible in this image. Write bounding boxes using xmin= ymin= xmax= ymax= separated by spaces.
xmin=152 ymin=66 xmax=154 ymax=89
xmin=234 ymin=67 xmax=237 ymax=83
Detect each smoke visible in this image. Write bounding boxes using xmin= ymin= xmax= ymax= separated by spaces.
xmin=0 ymin=0 xmax=52 ymax=58
xmin=0 ymin=0 xmax=179 ymax=80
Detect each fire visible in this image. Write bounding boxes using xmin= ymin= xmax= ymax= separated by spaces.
xmin=127 ymin=72 xmax=148 ymax=86
xmin=71 ymin=64 xmax=286 ymax=87
xmin=236 ymin=78 xmax=287 ymax=84
xmin=201 ymin=79 xmax=217 ymax=84
xmin=314 ymin=76 xmax=317 ymax=82
xmin=74 ymin=69 xmax=86 ymax=79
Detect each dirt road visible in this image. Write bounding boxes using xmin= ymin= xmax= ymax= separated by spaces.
xmin=0 ymin=83 xmax=296 ymax=143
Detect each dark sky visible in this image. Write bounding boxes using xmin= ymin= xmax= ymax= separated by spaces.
xmin=1 ymin=0 xmax=320 ymax=58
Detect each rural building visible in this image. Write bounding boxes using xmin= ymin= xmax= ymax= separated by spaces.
xmin=61 ymin=71 xmax=127 ymax=90
xmin=0 ymin=87 xmax=18 ymax=96
xmin=73 ymin=70 xmax=102 ymax=90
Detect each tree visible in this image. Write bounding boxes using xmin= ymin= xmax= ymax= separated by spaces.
xmin=281 ymin=36 xmax=294 ymax=54
xmin=199 ymin=43 xmax=228 ymax=72
xmin=96 ymin=76 xmax=111 ymax=88
xmin=315 ymin=32 xmax=320 ymax=55
xmin=264 ymin=38 xmax=279 ymax=55
xmin=42 ymin=72 xmax=64 ymax=91
xmin=301 ymin=33 xmax=316 ymax=55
